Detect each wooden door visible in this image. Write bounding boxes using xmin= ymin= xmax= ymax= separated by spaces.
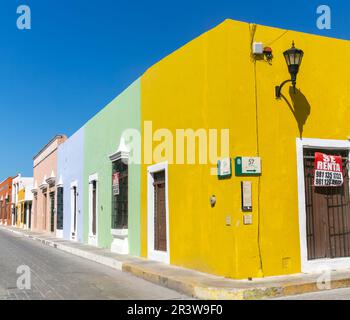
xmin=50 ymin=192 xmax=55 ymax=233
xmin=28 ymin=203 xmax=32 ymax=229
xmin=56 ymin=187 xmax=63 ymax=231
xmin=43 ymin=193 xmax=47 ymax=231
xmin=92 ymin=181 xmax=97 ymax=236
xmin=154 ymin=171 xmax=167 ymax=252
xmin=73 ymin=187 xmax=77 ymax=235
xmin=304 ymin=148 xmax=350 ymax=260
xmin=21 ymin=203 xmax=25 ymax=226
xmin=23 ymin=203 xmax=27 ymax=226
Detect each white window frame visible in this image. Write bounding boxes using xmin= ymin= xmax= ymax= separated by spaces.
xmin=147 ymin=162 xmax=170 ymax=264
xmin=70 ymin=181 xmax=78 ymax=241
xmin=296 ymin=138 xmax=350 ymax=273
xmin=88 ymin=173 xmax=98 ymax=247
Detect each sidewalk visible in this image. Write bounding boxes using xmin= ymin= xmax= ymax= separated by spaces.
xmin=2 ymin=224 xmax=350 ymax=300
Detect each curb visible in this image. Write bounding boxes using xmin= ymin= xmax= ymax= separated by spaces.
xmin=121 ymin=262 xmax=282 ymax=300
xmin=122 ymin=262 xmax=350 ymax=300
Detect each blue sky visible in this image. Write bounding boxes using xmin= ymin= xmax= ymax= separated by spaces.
xmin=0 ymin=0 xmax=348 ymax=179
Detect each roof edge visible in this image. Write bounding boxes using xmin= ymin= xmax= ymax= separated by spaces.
xmin=33 ymin=134 xmax=67 ymax=161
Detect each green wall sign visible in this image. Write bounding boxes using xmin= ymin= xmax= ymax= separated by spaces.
xmin=235 ymin=157 xmax=262 ymax=176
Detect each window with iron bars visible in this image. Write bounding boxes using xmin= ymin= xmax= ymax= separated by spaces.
xmin=111 ymin=160 xmax=128 ymax=230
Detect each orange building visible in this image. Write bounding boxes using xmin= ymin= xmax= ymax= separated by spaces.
xmin=0 ymin=176 xmax=16 ymax=225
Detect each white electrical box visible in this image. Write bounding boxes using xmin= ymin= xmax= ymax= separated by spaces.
xmin=244 ymin=214 xmax=253 ymax=225
xmin=241 ymin=181 xmax=252 ymax=212
xmin=252 ymin=42 xmax=264 ymax=55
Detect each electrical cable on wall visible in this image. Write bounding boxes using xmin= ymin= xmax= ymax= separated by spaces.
xmin=249 ymin=23 xmax=264 ymax=277
xmin=253 ymin=61 xmax=264 ymax=277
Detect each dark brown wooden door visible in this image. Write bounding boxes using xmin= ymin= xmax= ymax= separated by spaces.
xmin=50 ymin=192 xmax=55 ymax=233
xmin=154 ymin=171 xmax=167 ymax=252
xmin=28 ymin=202 xmax=32 ymax=229
xmin=72 ymin=187 xmax=77 ymax=238
xmin=92 ymin=181 xmax=97 ymax=236
xmin=304 ymin=149 xmax=350 ymax=260
xmin=43 ymin=193 xmax=47 ymax=230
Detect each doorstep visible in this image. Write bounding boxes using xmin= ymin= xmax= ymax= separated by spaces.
xmin=2 ymin=224 xmax=350 ymax=300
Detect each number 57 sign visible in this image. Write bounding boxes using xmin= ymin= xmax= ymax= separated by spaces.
xmin=235 ymin=157 xmax=262 ymax=177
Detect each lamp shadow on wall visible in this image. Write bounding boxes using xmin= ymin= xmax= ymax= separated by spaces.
xmin=281 ymin=87 xmax=311 ymax=138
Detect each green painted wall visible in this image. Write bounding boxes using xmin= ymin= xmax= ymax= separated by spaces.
xmin=83 ymin=79 xmax=141 ymax=255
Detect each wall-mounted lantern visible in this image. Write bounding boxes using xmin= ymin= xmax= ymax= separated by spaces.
xmin=275 ymin=42 xmax=304 ymax=99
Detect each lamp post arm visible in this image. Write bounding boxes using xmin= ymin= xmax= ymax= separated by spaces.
xmin=275 ymin=79 xmax=292 ymax=99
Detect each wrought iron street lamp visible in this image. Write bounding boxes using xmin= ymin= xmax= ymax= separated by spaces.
xmin=275 ymin=42 xmax=304 ymax=99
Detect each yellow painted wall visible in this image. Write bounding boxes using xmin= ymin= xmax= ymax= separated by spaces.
xmin=16 ymin=189 xmax=25 ymax=227
xmin=18 ymin=189 xmax=25 ymax=202
xmin=141 ymin=19 xmax=350 ymax=279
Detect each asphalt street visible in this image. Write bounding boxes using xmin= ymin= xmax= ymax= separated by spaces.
xmin=0 ymin=228 xmax=189 ymax=300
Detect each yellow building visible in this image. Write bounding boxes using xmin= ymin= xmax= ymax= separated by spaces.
xmin=16 ymin=189 xmax=26 ymax=228
xmin=140 ymin=19 xmax=350 ymax=279
xmin=13 ymin=175 xmax=33 ymax=229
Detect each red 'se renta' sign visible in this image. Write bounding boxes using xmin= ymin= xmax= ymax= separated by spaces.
xmin=314 ymin=152 xmax=343 ymax=187
xmin=112 ymin=172 xmax=120 ymax=195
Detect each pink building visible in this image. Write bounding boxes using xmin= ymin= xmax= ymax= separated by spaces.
xmin=31 ymin=135 xmax=67 ymax=235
